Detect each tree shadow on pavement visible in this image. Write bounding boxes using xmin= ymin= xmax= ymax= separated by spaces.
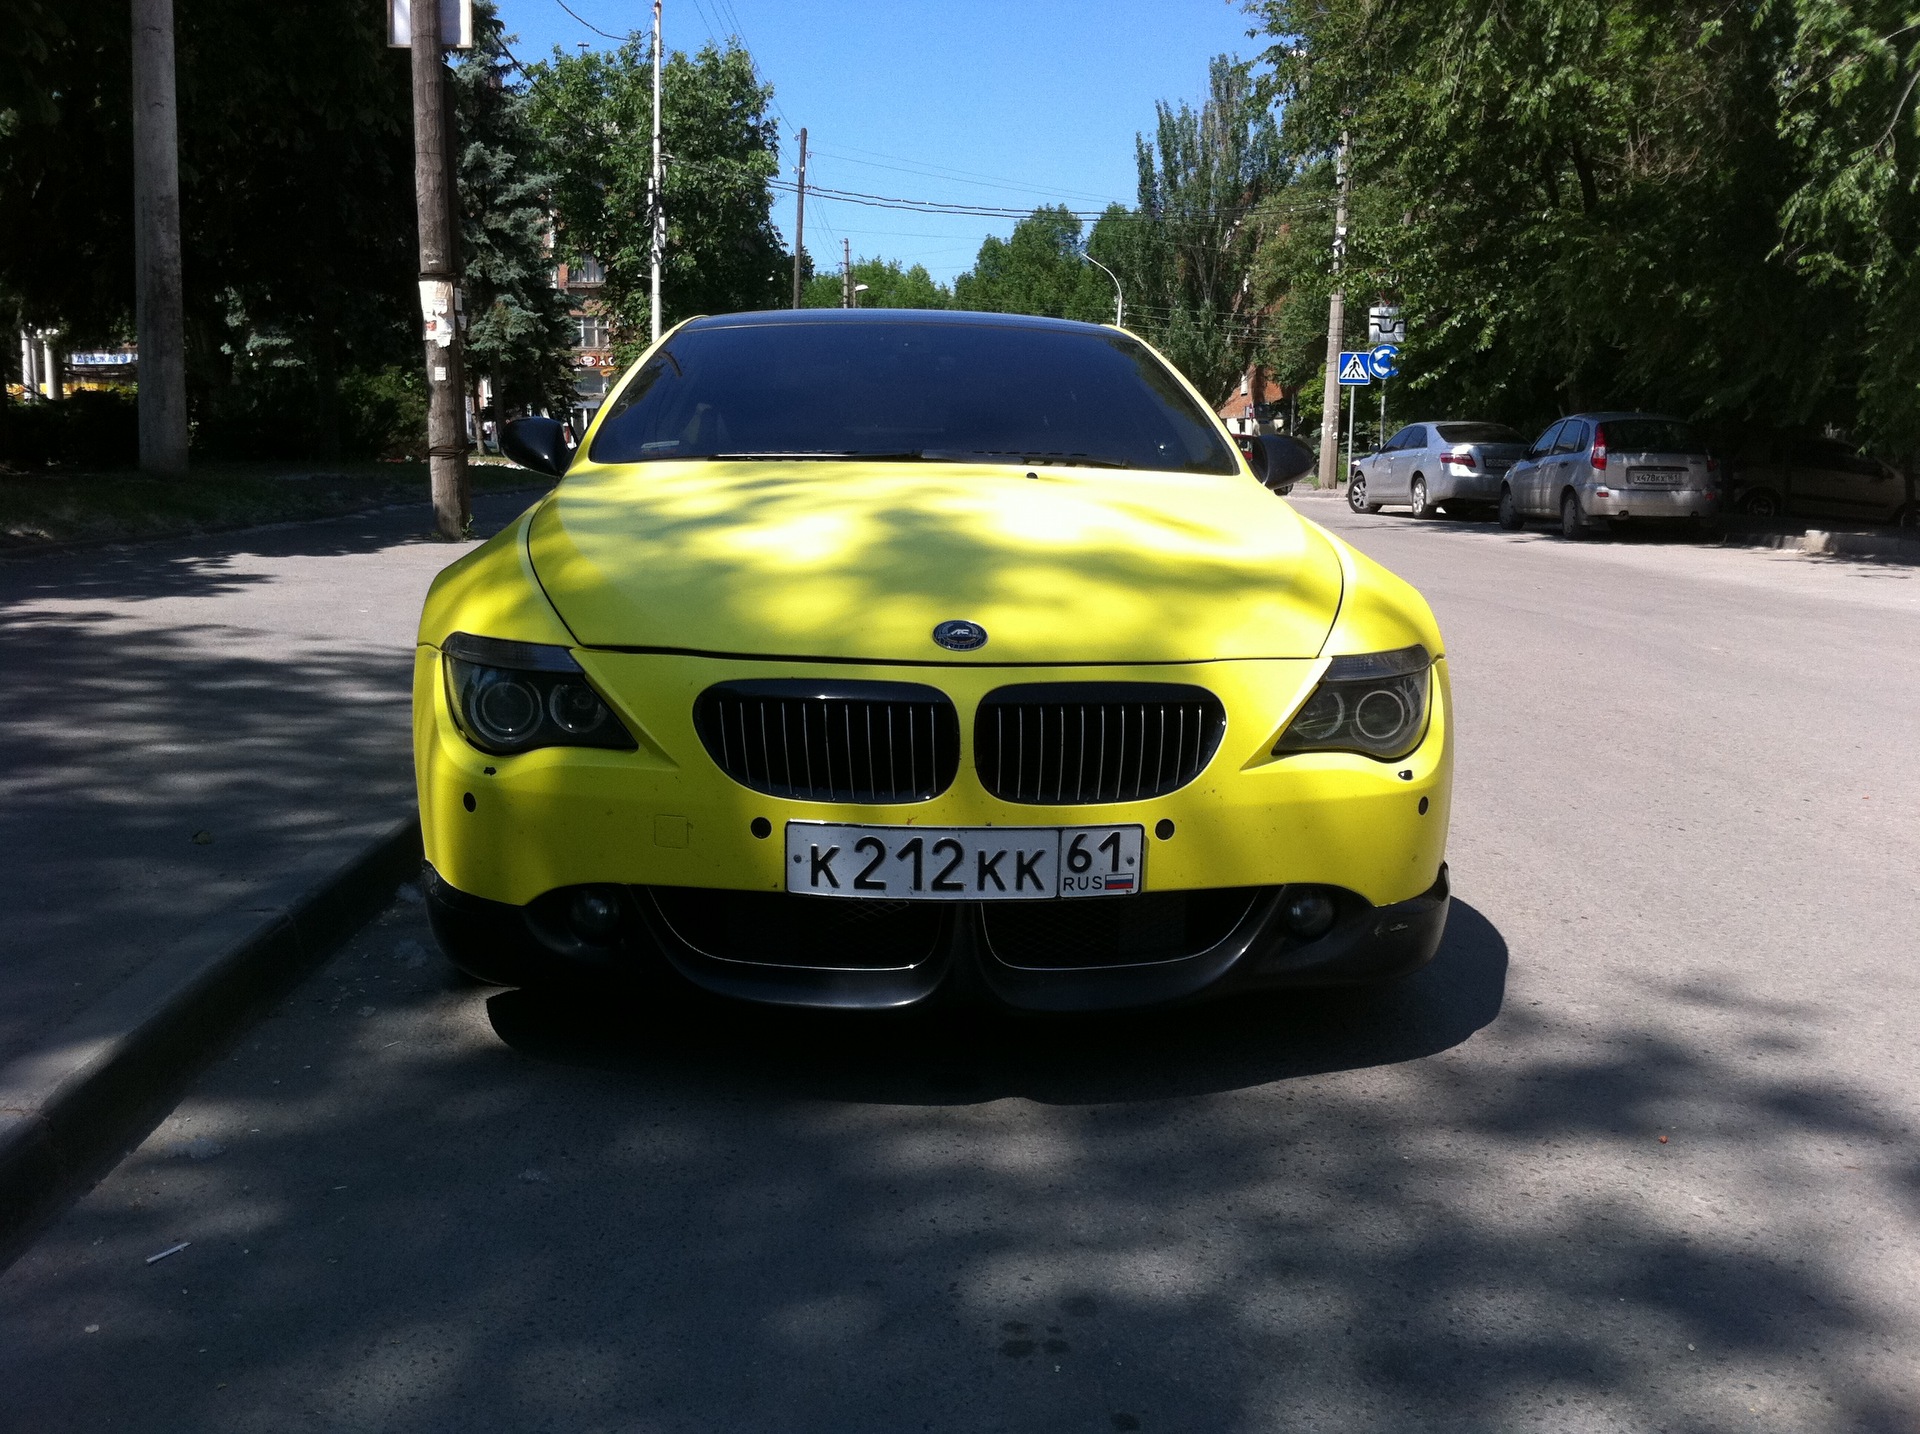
xmin=1 ymin=888 xmax=1915 ymax=1434
xmin=0 ymin=489 xmax=540 ymax=609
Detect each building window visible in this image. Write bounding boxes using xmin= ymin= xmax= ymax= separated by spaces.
xmin=571 ymin=256 xmax=605 ymax=285
xmin=576 ymin=314 xmax=609 ymax=349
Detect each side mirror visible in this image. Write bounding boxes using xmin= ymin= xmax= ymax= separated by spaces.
xmin=500 ymin=416 xmax=574 ymax=478
xmin=1251 ymin=434 xmax=1314 ymax=488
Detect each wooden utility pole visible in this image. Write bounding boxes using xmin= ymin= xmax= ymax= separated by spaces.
xmin=410 ymin=0 xmax=469 ymax=539
xmin=1315 ymin=128 xmax=1351 ymax=490
xmin=842 ymin=238 xmax=852 ymax=308
xmin=131 ymin=0 xmax=189 ymax=476
xmin=790 ymin=127 xmax=808 ymax=309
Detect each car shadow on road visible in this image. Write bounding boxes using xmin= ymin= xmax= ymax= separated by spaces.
xmin=482 ymin=899 xmax=1509 ymax=1106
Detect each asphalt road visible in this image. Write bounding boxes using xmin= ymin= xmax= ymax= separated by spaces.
xmin=0 ymin=491 xmax=539 ymax=1070
xmin=4 ymin=497 xmax=1917 ymax=1434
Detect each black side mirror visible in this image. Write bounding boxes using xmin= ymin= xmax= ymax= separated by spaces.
xmin=1251 ymin=434 xmax=1314 ymax=488
xmin=500 ymin=416 xmax=574 ymax=478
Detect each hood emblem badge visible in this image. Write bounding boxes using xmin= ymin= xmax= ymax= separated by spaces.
xmin=932 ymin=620 xmax=988 ymax=652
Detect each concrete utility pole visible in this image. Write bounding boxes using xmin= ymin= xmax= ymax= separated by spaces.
xmin=790 ymin=127 xmax=808 ymax=309
xmin=410 ymin=0 xmax=469 ymax=538
xmin=649 ymin=0 xmax=664 ymax=344
xmin=842 ymin=238 xmax=852 ymax=308
xmin=1315 ymin=127 xmax=1351 ymax=490
xmin=131 ymin=0 xmax=189 ymax=476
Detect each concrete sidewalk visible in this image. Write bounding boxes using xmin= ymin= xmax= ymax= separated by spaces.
xmin=1 ymin=490 xmax=540 ymax=1249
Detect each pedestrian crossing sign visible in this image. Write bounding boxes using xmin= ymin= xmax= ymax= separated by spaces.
xmin=1337 ymin=351 xmax=1373 ymax=385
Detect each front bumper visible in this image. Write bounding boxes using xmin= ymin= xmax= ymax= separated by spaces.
xmin=424 ymin=863 xmax=1451 ymax=1012
xmin=414 ymin=651 xmax=1454 ymax=911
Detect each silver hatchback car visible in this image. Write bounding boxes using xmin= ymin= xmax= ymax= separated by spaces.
xmin=1499 ymin=412 xmax=1720 ymax=538
xmin=1348 ymin=421 xmax=1529 ymax=517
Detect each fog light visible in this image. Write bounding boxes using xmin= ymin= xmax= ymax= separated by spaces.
xmin=1282 ymin=886 xmax=1337 ymax=940
xmin=568 ymin=887 xmax=622 ymax=941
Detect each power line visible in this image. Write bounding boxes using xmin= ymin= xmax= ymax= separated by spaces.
xmin=550 ymin=0 xmax=628 ymax=42
xmin=806 ymin=147 xmax=1130 ymax=207
xmin=770 ymin=179 xmax=1327 ymax=223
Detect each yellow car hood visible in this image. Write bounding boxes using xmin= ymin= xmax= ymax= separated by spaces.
xmin=527 ymin=461 xmax=1345 ymax=663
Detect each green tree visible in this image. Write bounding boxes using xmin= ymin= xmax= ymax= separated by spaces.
xmin=1246 ymin=0 xmax=1895 ymax=444
xmin=953 ymin=205 xmax=1109 ymax=318
xmin=452 ymin=3 xmax=575 ymax=421
xmin=527 ymin=37 xmax=787 ymax=363
xmin=1773 ymin=1 xmax=1920 ymax=447
xmin=1104 ymin=56 xmax=1291 ymax=403
xmin=0 ymin=0 xmax=422 ymax=457
xmin=802 ymin=256 xmax=952 ymax=309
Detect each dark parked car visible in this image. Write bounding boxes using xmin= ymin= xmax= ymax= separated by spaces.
xmin=1499 ymin=412 xmax=1720 ymax=539
xmin=1723 ymin=434 xmax=1916 ymax=526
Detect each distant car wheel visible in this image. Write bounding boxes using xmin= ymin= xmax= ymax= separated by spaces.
xmin=1740 ymin=489 xmax=1783 ymax=518
xmin=1409 ymin=477 xmax=1434 ymax=519
xmin=1497 ymin=486 xmax=1524 ymax=531
xmin=1348 ymin=474 xmax=1381 ymax=514
xmin=1559 ymin=490 xmax=1586 ymax=540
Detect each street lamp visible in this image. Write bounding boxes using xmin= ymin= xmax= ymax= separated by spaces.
xmin=1081 ymin=253 xmax=1124 ymax=329
xmin=852 ymin=282 xmax=870 ymax=308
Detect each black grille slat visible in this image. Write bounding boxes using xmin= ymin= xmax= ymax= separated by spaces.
xmin=696 ymin=681 xmax=959 ymax=804
xmin=975 ymin=683 xmax=1225 ymax=805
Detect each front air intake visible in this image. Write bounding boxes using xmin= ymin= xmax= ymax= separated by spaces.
xmin=694 ymin=679 xmax=960 ymax=803
xmin=974 ymin=683 xmax=1226 ymax=804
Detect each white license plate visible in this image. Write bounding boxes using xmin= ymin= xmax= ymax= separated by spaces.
xmin=785 ymin=823 xmax=1144 ymax=901
xmin=1628 ymin=468 xmax=1684 ymax=487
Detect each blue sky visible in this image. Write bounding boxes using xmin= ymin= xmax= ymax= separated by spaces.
xmin=492 ymin=0 xmax=1267 ymax=284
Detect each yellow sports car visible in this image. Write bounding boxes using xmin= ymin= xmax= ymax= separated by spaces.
xmin=414 ymin=310 xmax=1451 ymax=1010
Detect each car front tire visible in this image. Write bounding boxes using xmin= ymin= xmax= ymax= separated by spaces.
xmin=1348 ymin=473 xmax=1382 ymax=514
xmin=1497 ymin=485 xmax=1524 ymax=530
xmin=1740 ymin=489 xmax=1783 ymax=518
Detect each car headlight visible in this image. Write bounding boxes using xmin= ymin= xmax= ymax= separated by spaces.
xmin=442 ymin=632 xmax=636 ymax=756
xmin=1274 ymin=645 xmax=1432 ymax=761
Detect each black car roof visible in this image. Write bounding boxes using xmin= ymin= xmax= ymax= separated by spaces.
xmin=679 ymin=308 xmax=1115 ymax=336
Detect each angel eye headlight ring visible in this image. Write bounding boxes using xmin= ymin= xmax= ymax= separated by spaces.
xmin=442 ymin=633 xmax=636 ymax=756
xmin=1274 ymin=646 xmax=1432 ymax=761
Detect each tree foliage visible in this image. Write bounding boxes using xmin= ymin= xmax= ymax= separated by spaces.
xmin=452 ymin=6 xmax=576 ymax=419
xmin=527 ymin=38 xmax=787 ymax=363
xmin=0 ymin=0 xmax=421 ymax=456
xmin=802 ymin=256 xmax=952 ymax=309
xmin=1249 ymin=0 xmax=1920 ymax=448
xmin=947 ymin=60 xmax=1289 ymax=405
xmin=953 ymin=206 xmax=1111 ymax=319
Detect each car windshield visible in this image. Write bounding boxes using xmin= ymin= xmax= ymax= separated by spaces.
xmin=587 ymin=317 xmax=1240 ymax=475
xmin=1435 ymin=422 xmax=1525 ymax=445
xmin=1604 ymin=419 xmax=1704 ymax=454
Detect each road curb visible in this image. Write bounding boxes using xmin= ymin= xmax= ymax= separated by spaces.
xmin=1716 ymin=527 xmax=1920 ymax=562
xmin=0 ymin=817 xmax=422 ymax=1267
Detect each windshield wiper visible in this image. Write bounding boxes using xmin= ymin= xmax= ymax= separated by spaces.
xmin=974 ymin=450 xmax=1131 ymax=469
xmin=707 ymin=450 xmax=937 ymax=462
xmin=701 ymin=449 xmax=1134 ymax=468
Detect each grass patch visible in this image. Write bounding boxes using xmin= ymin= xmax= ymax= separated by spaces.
xmin=0 ymin=458 xmax=547 ymax=550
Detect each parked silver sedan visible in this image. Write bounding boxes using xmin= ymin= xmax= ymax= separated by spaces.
xmin=1498 ymin=412 xmax=1720 ymax=539
xmin=1347 ymin=421 xmax=1529 ymax=518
